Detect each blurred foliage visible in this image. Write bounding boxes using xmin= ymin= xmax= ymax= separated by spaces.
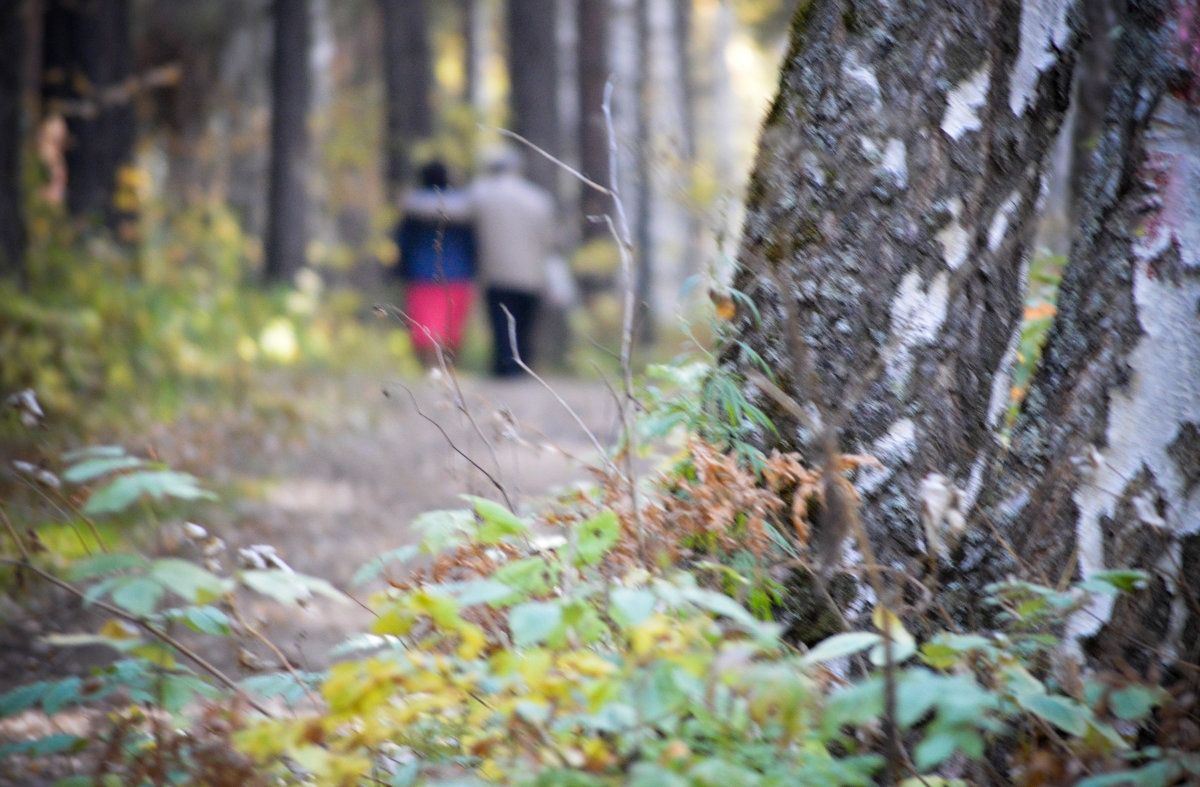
xmin=1008 ymin=250 xmax=1067 ymax=421
xmin=0 ymin=188 xmax=417 ymax=444
xmin=2 ymin=430 xmax=1195 ymax=785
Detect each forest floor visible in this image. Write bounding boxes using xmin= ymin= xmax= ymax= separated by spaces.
xmin=156 ymin=365 xmax=627 ymax=676
xmin=1 ymin=363 xmax=628 ymax=695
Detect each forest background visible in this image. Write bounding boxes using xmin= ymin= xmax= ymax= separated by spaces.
xmin=1 ymin=1 xmax=1197 ymax=786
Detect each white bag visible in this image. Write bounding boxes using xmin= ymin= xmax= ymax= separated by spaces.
xmin=544 ymin=256 xmax=580 ymax=309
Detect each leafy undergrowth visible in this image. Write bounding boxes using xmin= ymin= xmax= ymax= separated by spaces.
xmin=1 ymin=198 xmax=421 ymax=456
xmin=2 ymin=370 xmax=1197 ymax=786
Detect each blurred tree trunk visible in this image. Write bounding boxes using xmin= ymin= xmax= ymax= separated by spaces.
xmin=727 ymin=0 xmax=1200 ymax=665
xmin=672 ymin=0 xmax=701 ymax=281
xmin=265 ymin=0 xmax=311 ymax=283
xmin=506 ymin=0 xmax=560 ymax=202
xmin=1 ymin=0 xmax=27 ymax=279
xmin=632 ymin=0 xmax=653 ymax=341
xmin=41 ymin=0 xmax=135 ymax=231
xmin=463 ymin=0 xmax=483 ymax=113
xmin=380 ymin=0 xmax=432 ymax=200
xmin=577 ymin=0 xmax=609 ymax=241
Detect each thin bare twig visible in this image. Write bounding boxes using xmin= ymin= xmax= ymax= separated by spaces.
xmin=0 ymin=557 xmax=275 ymax=718
xmin=17 ymin=477 xmax=99 ymax=556
xmin=498 ymin=306 xmax=620 ymax=481
xmin=374 ymin=301 xmax=512 ymax=508
xmin=491 ymin=127 xmax=612 ymax=196
xmin=600 ymin=78 xmax=646 ymax=561
xmin=0 ymin=505 xmax=33 ymax=562
xmin=228 ymin=602 xmax=321 ymax=710
xmin=394 ymin=383 xmax=516 ymax=512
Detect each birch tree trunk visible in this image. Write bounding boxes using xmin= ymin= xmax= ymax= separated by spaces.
xmin=728 ymin=0 xmax=1200 ymax=661
xmin=984 ymin=0 xmax=1200 ymax=671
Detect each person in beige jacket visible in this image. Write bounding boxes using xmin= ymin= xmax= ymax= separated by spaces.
xmin=402 ymin=149 xmax=556 ymax=376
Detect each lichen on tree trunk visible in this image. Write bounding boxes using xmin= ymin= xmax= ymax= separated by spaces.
xmin=725 ymin=0 xmax=1077 ymax=596
xmin=728 ymin=0 xmax=1200 ymax=666
xmin=984 ymin=0 xmax=1200 ymax=671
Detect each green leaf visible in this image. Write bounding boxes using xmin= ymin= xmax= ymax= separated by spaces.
xmin=464 ymin=495 xmax=528 ymax=544
xmin=62 ymin=445 xmax=126 ymax=462
xmin=914 ymin=731 xmax=960 ymax=770
xmin=0 ymin=733 xmax=82 ymax=761
xmin=509 ymin=600 xmax=563 ymax=647
xmin=413 ymin=508 xmax=475 ymax=554
xmin=1019 ymin=693 xmax=1091 ymax=736
xmin=350 ymin=545 xmax=419 ymax=586
xmin=1076 ymin=772 xmax=1148 ymax=787
xmin=0 ymin=681 xmax=50 ymax=716
xmin=161 ymin=605 xmax=232 ymax=636
xmin=62 ymin=456 xmax=147 ymax=483
xmin=1079 ymin=569 xmax=1150 ymax=595
xmin=83 ymin=470 xmax=216 ymax=515
xmin=292 ymin=573 xmax=349 ymax=603
xmin=241 ymin=570 xmax=305 ymax=605
xmin=109 ymin=577 xmax=164 ymax=616
xmin=609 ymin=587 xmax=656 ymax=628
xmin=390 ymin=760 xmax=421 ymax=787
xmin=822 ymin=677 xmax=885 ymax=733
xmin=65 ymin=552 xmax=146 ymax=581
xmin=688 ymin=757 xmax=762 ymax=786
xmin=573 ymin=510 xmax=620 ymax=566
xmin=148 ymin=558 xmax=232 ymax=604
xmin=50 ymin=776 xmax=96 ymax=787
xmin=627 ymin=763 xmax=689 ymax=787
xmin=159 ymin=674 xmax=219 ymax=714
xmin=454 ymin=579 xmax=516 ymax=607
xmin=894 ymin=669 xmax=942 ymax=728
xmin=800 ymin=632 xmax=882 ymax=666
xmin=1108 ymin=685 xmax=1164 ymax=721
xmin=495 ymin=557 xmax=559 ymax=599
xmin=241 ymin=672 xmax=319 ymax=704
xmin=41 ymin=677 xmax=82 ymax=715
xmin=675 ymin=585 xmax=758 ymax=628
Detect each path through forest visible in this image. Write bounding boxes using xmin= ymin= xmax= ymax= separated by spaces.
xmin=158 ymin=368 xmax=625 ymax=674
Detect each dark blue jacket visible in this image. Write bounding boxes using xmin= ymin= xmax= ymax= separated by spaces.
xmin=396 ymin=207 xmax=476 ymax=283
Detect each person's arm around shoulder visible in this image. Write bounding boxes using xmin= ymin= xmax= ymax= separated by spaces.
xmin=402 ymin=186 xmax=474 ymax=221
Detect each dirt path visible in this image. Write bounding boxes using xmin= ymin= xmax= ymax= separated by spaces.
xmin=163 ymin=369 xmax=625 ymax=672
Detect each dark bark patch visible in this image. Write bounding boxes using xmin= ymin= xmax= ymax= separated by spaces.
xmin=776 ymin=567 xmax=855 ymax=647
xmin=1084 ymin=574 xmax=1173 ymax=675
xmin=1167 ymin=421 xmax=1200 ymax=497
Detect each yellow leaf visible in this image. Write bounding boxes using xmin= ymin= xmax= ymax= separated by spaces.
xmin=872 ymin=605 xmax=914 ymax=647
xmin=99 ymin=618 xmax=141 ymax=640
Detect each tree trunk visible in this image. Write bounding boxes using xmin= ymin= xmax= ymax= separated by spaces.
xmin=1 ymin=0 xmax=27 ymax=279
xmin=672 ymin=0 xmax=701 ymax=282
xmin=381 ymin=0 xmax=432 ymax=199
xmin=506 ymin=0 xmax=560 ymax=202
xmin=727 ymin=0 xmax=1200 ymax=663
xmin=983 ymin=0 xmax=1200 ymax=673
xmin=577 ymin=0 xmax=610 ymax=241
xmin=264 ymin=0 xmax=311 ymax=283
xmin=632 ymin=0 xmax=653 ymax=341
xmin=41 ymin=0 xmax=135 ymax=230
xmin=729 ymin=0 xmax=1077 ymax=578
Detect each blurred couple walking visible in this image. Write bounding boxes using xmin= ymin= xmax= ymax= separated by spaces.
xmin=393 ymin=148 xmax=558 ymax=378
